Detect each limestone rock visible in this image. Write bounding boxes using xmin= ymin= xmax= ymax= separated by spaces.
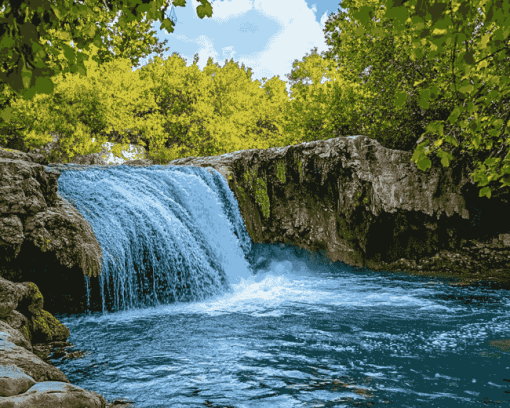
xmin=122 ymin=159 xmax=154 ymax=167
xmin=0 ymin=338 xmax=69 ymax=383
xmin=0 ymin=381 xmax=106 ymax=408
xmin=16 ymin=282 xmax=43 ymax=316
xmin=1 ymin=311 xmax=29 ymax=343
xmin=0 ymin=215 xmax=24 ymax=259
xmin=0 ymin=277 xmax=24 ymax=318
xmin=0 ymin=148 xmax=103 ymax=277
xmin=166 ymin=135 xmax=510 ymax=274
xmin=0 ymin=364 xmax=36 ymax=397
xmin=22 ymin=198 xmax=102 ymax=276
xmin=0 ymin=277 xmax=68 ymax=344
xmin=0 ymin=320 xmax=32 ymax=352
xmin=71 ymin=152 xmax=108 ymax=166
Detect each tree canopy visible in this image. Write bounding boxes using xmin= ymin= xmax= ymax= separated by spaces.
xmin=0 ymin=0 xmax=213 ymax=126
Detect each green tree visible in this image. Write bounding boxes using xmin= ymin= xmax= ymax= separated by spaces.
xmin=2 ymin=48 xmax=294 ymax=164
xmin=4 ymin=42 xmax=164 ymax=163
xmin=280 ymin=47 xmax=371 ymax=145
xmin=320 ymin=3 xmax=459 ymax=151
xmin=132 ymin=53 xmax=292 ymax=162
xmin=0 ymin=0 xmax=213 ymax=128
xmin=0 ymin=0 xmax=176 ymax=152
xmin=343 ymin=0 xmax=510 ymax=198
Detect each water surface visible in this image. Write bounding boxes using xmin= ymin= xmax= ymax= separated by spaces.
xmin=53 ymin=244 xmax=510 ymax=407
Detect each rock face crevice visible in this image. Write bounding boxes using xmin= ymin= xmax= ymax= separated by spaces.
xmin=0 ymin=147 xmax=105 ymax=314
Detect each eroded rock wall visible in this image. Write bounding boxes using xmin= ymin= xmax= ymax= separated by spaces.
xmin=165 ymin=135 xmax=510 ymax=284
xmin=0 ymin=147 xmax=105 ymax=313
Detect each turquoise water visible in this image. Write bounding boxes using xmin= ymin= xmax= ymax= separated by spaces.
xmin=53 ymin=244 xmax=510 ymax=407
xmin=48 ymin=163 xmax=510 ymax=407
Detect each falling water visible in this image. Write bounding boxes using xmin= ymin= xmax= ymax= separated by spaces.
xmin=51 ymin=163 xmax=252 ymax=312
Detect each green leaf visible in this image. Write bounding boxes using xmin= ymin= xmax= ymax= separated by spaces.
xmin=384 ymin=5 xmax=409 ymax=25
xmin=479 ymin=187 xmax=491 ymax=199
xmin=196 ymin=0 xmax=213 ymax=19
xmin=51 ymin=5 xmax=61 ymax=20
xmin=419 ymin=89 xmax=430 ymax=109
xmin=355 ymin=26 xmax=365 ymax=36
xmin=464 ymin=50 xmax=475 ymax=65
xmin=438 ymin=150 xmax=453 ymax=167
xmin=472 ymin=133 xmax=481 ymax=149
xmin=352 ymin=6 xmax=372 ymax=24
xmin=459 ymin=84 xmax=474 ymax=94
xmin=394 ymin=91 xmax=407 ymax=107
xmin=34 ymin=76 xmax=54 ymax=95
xmin=447 ymin=106 xmax=462 ymax=125
xmin=160 ymin=19 xmax=175 ymax=33
xmin=60 ymin=43 xmax=76 ymax=64
xmin=417 ymin=156 xmax=432 ymax=171
xmin=21 ymin=63 xmax=32 ymax=90
xmin=0 ymin=107 xmax=13 ymax=123
xmin=444 ymin=135 xmax=459 ymax=147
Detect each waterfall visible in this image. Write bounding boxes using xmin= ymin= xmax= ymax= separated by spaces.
xmin=53 ymin=164 xmax=253 ymax=312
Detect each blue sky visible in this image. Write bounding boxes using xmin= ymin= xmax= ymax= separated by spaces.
xmin=99 ymin=0 xmax=347 ymax=99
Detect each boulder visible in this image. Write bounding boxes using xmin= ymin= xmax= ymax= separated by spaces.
xmin=2 ymin=311 xmax=30 ymax=344
xmin=0 ymin=364 xmax=36 ymax=397
xmin=0 ymin=147 xmax=103 ymax=281
xmin=0 ymin=277 xmax=24 ymax=318
xmin=0 ymin=277 xmax=70 ymax=344
xmin=0 ymin=321 xmax=32 ymax=352
xmin=28 ymin=309 xmax=70 ymax=344
xmin=0 ymin=381 xmax=106 ymax=408
xmin=0 ymin=338 xmax=69 ymax=383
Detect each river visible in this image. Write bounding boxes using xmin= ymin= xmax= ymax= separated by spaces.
xmin=53 ymin=243 xmax=510 ymax=407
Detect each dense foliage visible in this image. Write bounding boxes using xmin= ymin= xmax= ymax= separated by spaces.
xmin=0 ymin=0 xmax=213 ymax=125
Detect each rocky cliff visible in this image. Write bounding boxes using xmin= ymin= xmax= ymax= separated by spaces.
xmin=163 ymin=135 xmax=510 ymax=286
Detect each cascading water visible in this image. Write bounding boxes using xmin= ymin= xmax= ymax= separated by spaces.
xmin=52 ymin=164 xmax=252 ymax=312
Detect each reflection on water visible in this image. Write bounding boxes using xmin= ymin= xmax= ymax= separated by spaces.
xmin=53 ymin=244 xmax=510 ymax=407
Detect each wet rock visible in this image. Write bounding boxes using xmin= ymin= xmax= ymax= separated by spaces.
xmin=28 ymin=309 xmax=70 ymax=344
xmin=2 ymin=310 xmax=30 ymax=343
xmin=0 ymin=320 xmax=32 ymax=352
xmin=0 ymin=381 xmax=106 ymax=408
xmin=0 ymin=277 xmax=24 ymax=318
xmin=0 ymin=147 xmax=103 ymax=278
xmin=0 ymin=338 xmax=69 ymax=383
xmin=122 ymin=159 xmax=154 ymax=167
xmin=166 ymin=135 xmax=510 ymax=282
xmin=0 ymin=364 xmax=36 ymax=397
xmin=0 ymin=277 xmax=70 ymax=344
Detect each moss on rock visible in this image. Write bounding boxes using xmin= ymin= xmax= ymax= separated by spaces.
xmin=29 ymin=310 xmax=70 ymax=343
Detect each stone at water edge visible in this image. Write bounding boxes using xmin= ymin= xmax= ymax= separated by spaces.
xmin=0 ymin=381 xmax=106 ymax=408
xmin=0 ymin=364 xmax=36 ymax=397
xmin=0 ymin=320 xmax=32 ymax=352
xmin=1 ymin=311 xmax=30 ymax=345
xmin=0 ymin=338 xmax=69 ymax=383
